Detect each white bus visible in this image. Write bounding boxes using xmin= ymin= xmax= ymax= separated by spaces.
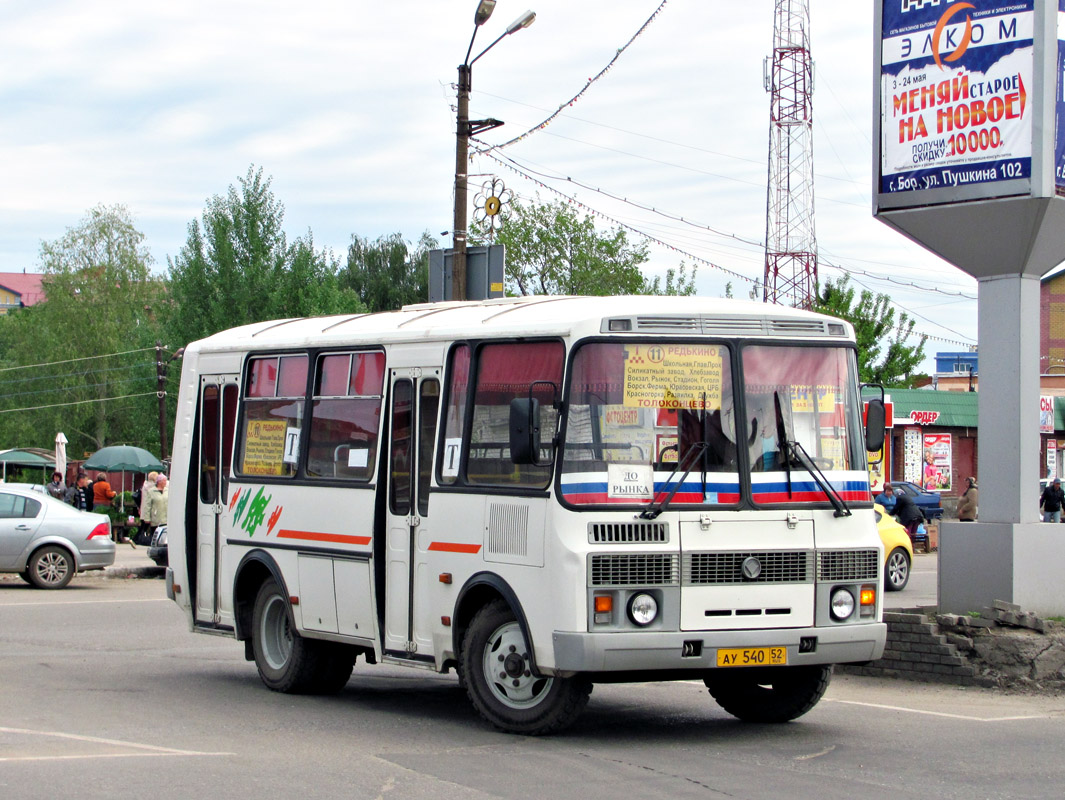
xmin=165 ymin=295 xmax=887 ymax=735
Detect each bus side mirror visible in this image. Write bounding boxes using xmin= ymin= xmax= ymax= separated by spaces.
xmin=509 ymin=397 xmax=541 ymax=465
xmin=865 ymin=397 xmax=886 ymax=453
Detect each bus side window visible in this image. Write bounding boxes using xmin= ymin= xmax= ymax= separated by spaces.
xmin=467 ymin=341 xmax=563 ymax=489
xmin=305 ymin=351 xmax=385 ymax=481
xmin=438 ymin=345 xmax=470 ymax=485
xmin=236 ymin=354 xmax=307 ymax=478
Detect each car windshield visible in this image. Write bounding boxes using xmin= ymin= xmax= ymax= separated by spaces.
xmin=559 ymin=341 xmax=868 ymax=508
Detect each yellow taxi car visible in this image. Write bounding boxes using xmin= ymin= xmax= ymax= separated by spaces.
xmin=875 ymin=502 xmax=914 ymax=592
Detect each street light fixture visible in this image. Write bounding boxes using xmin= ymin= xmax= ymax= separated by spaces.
xmin=452 ymin=3 xmax=536 ymax=301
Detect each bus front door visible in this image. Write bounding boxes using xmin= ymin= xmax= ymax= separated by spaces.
xmin=383 ymin=369 xmax=440 ymax=659
xmin=194 ymin=376 xmax=238 ymax=626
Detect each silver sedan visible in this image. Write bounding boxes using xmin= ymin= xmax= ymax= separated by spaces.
xmin=0 ymin=486 xmax=115 ymax=588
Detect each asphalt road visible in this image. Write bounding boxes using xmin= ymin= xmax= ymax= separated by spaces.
xmin=886 ymin=550 xmax=937 ymax=609
xmin=2 ymin=572 xmax=1063 ymax=800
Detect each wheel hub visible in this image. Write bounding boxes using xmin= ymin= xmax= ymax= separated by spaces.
xmin=482 ymin=621 xmax=552 ymax=709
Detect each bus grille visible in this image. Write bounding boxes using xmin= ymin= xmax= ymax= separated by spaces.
xmin=588 ymin=521 xmax=668 ymax=544
xmin=684 ymin=551 xmax=813 ymax=584
xmin=589 ymin=554 xmax=679 ymax=586
xmin=818 ymin=549 xmax=879 ymax=582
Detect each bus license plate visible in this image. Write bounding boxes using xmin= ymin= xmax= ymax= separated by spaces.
xmin=716 ymin=646 xmax=787 ymax=667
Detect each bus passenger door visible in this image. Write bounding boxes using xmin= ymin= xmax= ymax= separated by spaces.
xmin=194 ymin=376 xmax=238 ymax=626
xmin=383 ymin=368 xmax=440 ymax=658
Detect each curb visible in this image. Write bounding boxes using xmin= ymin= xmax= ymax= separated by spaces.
xmin=101 ymin=565 xmax=166 ymax=580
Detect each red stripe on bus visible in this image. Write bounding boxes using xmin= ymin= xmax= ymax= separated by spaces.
xmin=427 ymin=542 xmax=482 ymax=554
xmin=276 ymin=529 xmax=372 ymax=546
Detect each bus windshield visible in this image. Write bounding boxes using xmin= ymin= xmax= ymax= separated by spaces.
xmin=560 ymin=341 xmax=866 ymax=508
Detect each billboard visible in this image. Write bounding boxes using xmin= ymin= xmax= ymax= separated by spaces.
xmin=1057 ymin=0 xmax=1065 ymax=192
xmin=878 ymin=0 xmax=1035 ymax=205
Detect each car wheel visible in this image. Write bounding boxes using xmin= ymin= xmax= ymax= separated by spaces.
xmin=885 ymin=547 xmax=910 ymax=592
xmin=460 ymin=600 xmax=591 ymax=735
xmin=251 ymin=578 xmax=352 ymax=694
xmin=27 ymin=546 xmax=75 ymax=589
xmin=704 ymin=665 xmax=831 ymax=723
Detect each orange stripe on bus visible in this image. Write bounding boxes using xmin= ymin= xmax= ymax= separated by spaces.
xmin=277 ymin=529 xmax=371 ymax=546
xmin=427 ymin=542 xmax=482 ymax=554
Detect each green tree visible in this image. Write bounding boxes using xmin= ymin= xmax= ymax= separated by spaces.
xmin=166 ymin=166 xmax=361 ymax=348
xmin=0 ymin=204 xmax=165 ymax=455
xmin=811 ymin=274 xmax=927 ymax=387
xmin=475 ymin=197 xmax=694 ymax=296
xmin=339 ymin=231 xmax=435 ymax=312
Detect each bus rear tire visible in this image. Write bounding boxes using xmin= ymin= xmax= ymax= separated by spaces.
xmin=251 ymin=579 xmax=352 ymax=694
xmin=460 ymin=600 xmax=591 ymax=735
xmin=703 ymin=665 xmax=831 ymax=723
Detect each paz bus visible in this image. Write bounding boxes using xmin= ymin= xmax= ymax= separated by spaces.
xmin=164 ymin=295 xmax=887 ymax=735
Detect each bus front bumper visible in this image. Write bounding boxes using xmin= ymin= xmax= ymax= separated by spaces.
xmin=551 ymin=623 xmax=886 ymax=674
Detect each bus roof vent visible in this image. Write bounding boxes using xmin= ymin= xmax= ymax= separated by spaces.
xmin=700 ymin=317 xmax=766 ymax=336
xmin=766 ymin=319 xmax=829 ymax=337
xmin=634 ymin=316 xmax=700 ymax=332
xmin=588 ymin=521 xmax=669 ymax=544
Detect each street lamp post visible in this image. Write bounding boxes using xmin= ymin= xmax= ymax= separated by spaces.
xmin=452 ymin=2 xmax=535 ymax=301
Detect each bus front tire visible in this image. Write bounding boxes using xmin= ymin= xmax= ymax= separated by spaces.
xmin=251 ymin=579 xmax=353 ymax=694
xmin=460 ymin=600 xmax=591 ymax=735
xmin=703 ymin=665 xmax=831 ymax=723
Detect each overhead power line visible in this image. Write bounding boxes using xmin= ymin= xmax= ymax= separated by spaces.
xmin=475 ymin=0 xmax=670 ymax=154
xmin=0 ymin=346 xmax=160 ymax=374
xmin=0 ymin=391 xmax=160 ymax=415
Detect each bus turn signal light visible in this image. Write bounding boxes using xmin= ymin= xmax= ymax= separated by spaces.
xmin=594 ymin=596 xmax=612 ymax=613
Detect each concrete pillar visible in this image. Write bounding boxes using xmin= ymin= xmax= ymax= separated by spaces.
xmin=939 ymin=272 xmax=1065 ymax=616
xmin=975 ymin=273 xmax=1040 ymax=524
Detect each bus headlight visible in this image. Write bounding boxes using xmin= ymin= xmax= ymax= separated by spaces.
xmin=627 ymin=593 xmax=658 ymax=626
xmin=830 ymin=588 xmax=856 ymax=621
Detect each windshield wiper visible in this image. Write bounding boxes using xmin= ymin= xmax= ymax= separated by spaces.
xmin=773 ymin=391 xmax=792 ymax=498
xmin=773 ymin=392 xmax=851 ymax=518
xmin=639 ymin=441 xmax=707 ymax=520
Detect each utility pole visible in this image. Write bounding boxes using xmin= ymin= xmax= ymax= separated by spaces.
xmin=763 ymin=0 xmax=817 ymax=308
xmin=453 ymin=63 xmax=472 ymax=302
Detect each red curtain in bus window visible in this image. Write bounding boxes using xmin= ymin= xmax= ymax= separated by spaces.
xmin=569 ymin=343 xmax=626 ymax=404
xmin=351 ymin=352 xmax=386 ymax=396
xmin=247 ymin=358 xmax=277 ymax=398
xmin=277 ymin=355 xmax=308 ymax=396
xmin=742 ymin=346 xmax=846 ymax=389
xmin=476 ymin=341 xmax=564 ymax=400
xmin=319 ymin=354 xmax=349 ymax=396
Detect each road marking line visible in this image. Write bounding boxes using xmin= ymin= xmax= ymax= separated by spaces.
xmin=825 ymin=699 xmax=1045 ymax=721
xmin=0 ymin=726 xmax=233 ymax=757
xmin=0 ymin=752 xmax=231 ymax=763
xmin=794 ymin=745 xmax=836 ymax=760
xmin=0 ymin=598 xmax=169 ymax=608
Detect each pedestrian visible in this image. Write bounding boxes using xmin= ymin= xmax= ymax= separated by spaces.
xmin=46 ymin=471 xmax=64 ymax=500
xmin=957 ymin=477 xmax=978 ymax=522
xmin=1040 ymin=477 xmax=1064 ymax=523
xmin=137 ymin=471 xmax=159 ymax=543
xmin=874 ymin=481 xmax=897 ymax=513
xmin=146 ymin=474 xmax=169 ymax=539
xmin=893 ymin=489 xmax=926 ymax=542
xmin=92 ymin=472 xmax=116 ymax=514
xmin=71 ymin=472 xmax=92 ymax=511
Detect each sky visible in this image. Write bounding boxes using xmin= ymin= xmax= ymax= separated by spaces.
xmin=0 ymin=1 xmax=988 ymax=364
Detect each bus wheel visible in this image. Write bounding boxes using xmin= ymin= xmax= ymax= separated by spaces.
xmin=460 ymin=600 xmax=591 ymax=735
xmin=251 ymin=579 xmax=351 ymax=693
xmin=703 ymin=665 xmax=831 ymax=723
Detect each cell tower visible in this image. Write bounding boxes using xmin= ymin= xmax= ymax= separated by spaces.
xmin=763 ymin=0 xmax=817 ymax=308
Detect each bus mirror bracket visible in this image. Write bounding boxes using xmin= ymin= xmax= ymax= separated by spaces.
xmin=862 ymin=384 xmax=886 ymax=454
xmin=509 ymin=381 xmax=559 ymax=466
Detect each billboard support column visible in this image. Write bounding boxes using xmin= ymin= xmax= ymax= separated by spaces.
xmin=976 ymin=273 xmax=1042 ymax=524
